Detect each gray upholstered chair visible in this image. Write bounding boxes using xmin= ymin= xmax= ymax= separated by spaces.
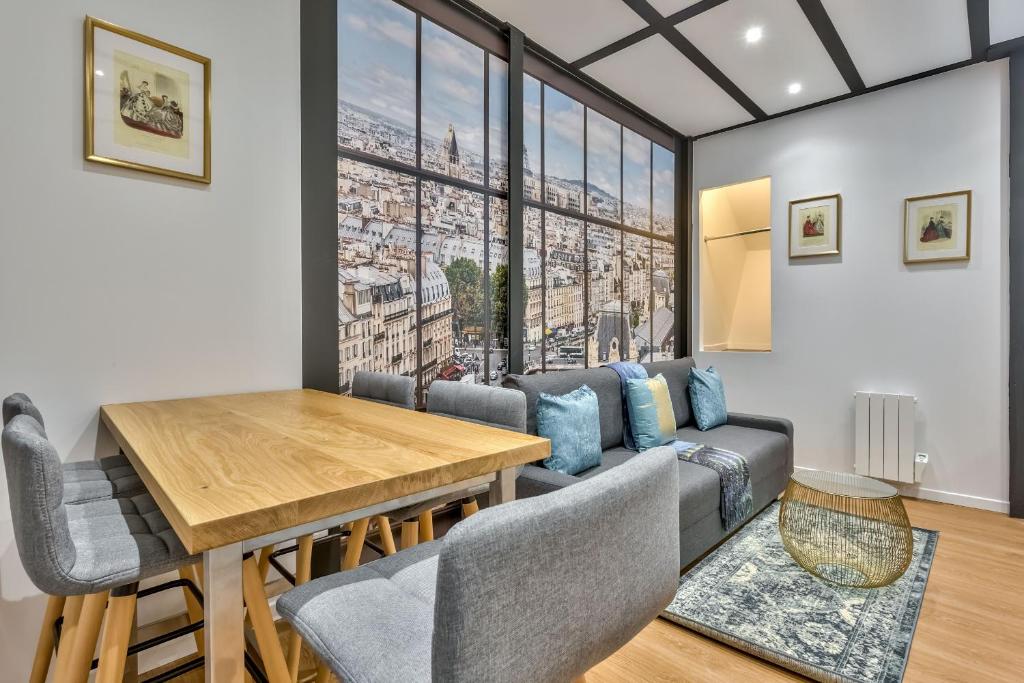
xmin=388 ymin=381 xmax=528 ymax=544
xmin=278 ymin=446 xmax=681 ymax=683
xmin=2 ymin=392 xmax=146 ymax=504
xmin=351 ymin=370 xmax=416 ymax=409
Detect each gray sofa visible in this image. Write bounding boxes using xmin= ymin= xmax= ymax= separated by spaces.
xmin=503 ymin=357 xmax=793 ymax=569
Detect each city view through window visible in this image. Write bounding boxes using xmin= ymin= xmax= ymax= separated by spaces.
xmin=336 ymin=0 xmax=676 ymax=397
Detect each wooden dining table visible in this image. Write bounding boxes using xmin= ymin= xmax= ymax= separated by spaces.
xmin=100 ymin=388 xmax=550 ymax=683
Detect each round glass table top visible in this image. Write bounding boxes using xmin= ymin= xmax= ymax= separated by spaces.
xmin=791 ymin=470 xmax=898 ymax=499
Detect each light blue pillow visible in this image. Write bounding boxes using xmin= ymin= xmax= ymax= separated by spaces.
xmin=625 ymin=374 xmax=677 ymax=450
xmin=536 ymin=385 xmax=602 ymax=475
xmin=688 ymin=366 xmax=727 ymax=431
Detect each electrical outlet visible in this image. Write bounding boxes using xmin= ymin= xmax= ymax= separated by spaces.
xmin=915 ymin=452 xmax=929 ymax=464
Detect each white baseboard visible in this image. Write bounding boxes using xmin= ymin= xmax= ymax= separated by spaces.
xmin=899 ymin=485 xmax=1010 ymax=514
xmin=793 ymin=466 xmax=1009 ymax=514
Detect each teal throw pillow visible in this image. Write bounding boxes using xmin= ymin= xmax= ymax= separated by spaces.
xmin=536 ymin=385 xmax=602 ymax=475
xmin=625 ymin=374 xmax=677 ymax=450
xmin=688 ymin=366 xmax=727 ymax=431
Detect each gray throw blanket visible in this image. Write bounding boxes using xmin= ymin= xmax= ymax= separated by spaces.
xmin=609 ymin=361 xmax=753 ymax=531
xmin=672 ymin=442 xmax=753 ymax=531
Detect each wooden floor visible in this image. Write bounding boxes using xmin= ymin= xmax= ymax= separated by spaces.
xmin=156 ymin=498 xmax=1024 ymax=682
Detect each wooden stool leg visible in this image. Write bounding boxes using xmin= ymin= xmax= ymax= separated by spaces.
xmin=287 ymin=535 xmax=315 ymax=682
xmin=95 ymin=591 xmax=137 ymax=683
xmin=342 ymin=518 xmax=369 ymax=570
xmin=376 ymin=516 xmax=397 ymax=556
xmin=462 ymin=497 xmax=479 ymax=518
xmin=242 ymin=556 xmax=291 ymax=683
xmin=418 ymin=510 xmax=434 ymax=543
xmin=571 ymin=675 xmax=588 ymax=683
xmin=53 ymin=594 xmax=84 ymax=682
xmin=67 ymin=590 xmax=109 ymax=683
xmin=401 ymin=520 xmax=419 ymax=550
xmin=30 ymin=594 xmax=65 ymax=683
xmin=258 ymin=544 xmax=274 ymax=583
xmin=315 ymin=660 xmax=332 ymax=683
xmin=179 ymin=565 xmax=205 ymax=657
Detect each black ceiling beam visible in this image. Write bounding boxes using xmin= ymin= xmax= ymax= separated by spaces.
xmin=795 ymin=0 xmax=865 ymax=92
xmin=572 ymin=0 xmax=728 ymax=69
xmin=618 ymin=0 xmax=766 ymax=119
xmin=967 ymin=0 xmax=991 ymax=60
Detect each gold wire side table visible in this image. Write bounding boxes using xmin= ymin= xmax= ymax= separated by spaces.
xmin=779 ymin=470 xmax=913 ymax=588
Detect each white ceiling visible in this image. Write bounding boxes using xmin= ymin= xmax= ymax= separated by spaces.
xmin=990 ymin=0 xmax=1024 ymax=45
xmin=582 ymin=35 xmax=753 ymax=134
xmin=679 ymin=0 xmax=849 ymax=115
xmin=474 ymin=0 xmax=1024 ymax=137
xmin=821 ymin=0 xmax=971 ymax=87
xmin=470 ymin=0 xmax=647 ymax=62
xmin=647 ymin=0 xmax=701 ymax=17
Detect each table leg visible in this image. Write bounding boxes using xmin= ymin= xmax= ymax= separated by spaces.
xmin=489 ymin=467 xmax=516 ymax=507
xmin=203 ymin=543 xmax=244 ymax=683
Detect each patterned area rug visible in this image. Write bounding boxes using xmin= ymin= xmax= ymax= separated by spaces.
xmin=663 ymin=502 xmax=938 ymax=683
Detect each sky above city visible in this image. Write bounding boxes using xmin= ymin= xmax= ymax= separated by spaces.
xmin=524 ymin=75 xmax=541 ymax=176
xmin=653 ymin=143 xmax=674 ymax=221
xmin=422 ymin=19 xmax=484 ymax=157
xmin=544 ymin=85 xmax=584 ymax=185
xmin=489 ymin=58 xmax=508 ymax=169
xmin=587 ymin=109 xmax=621 ymax=206
xmin=623 ymin=128 xmax=651 ymax=219
xmin=338 ymin=0 xmax=416 ymax=131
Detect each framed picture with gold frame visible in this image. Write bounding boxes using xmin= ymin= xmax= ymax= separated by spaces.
xmin=789 ymin=193 xmax=841 ymax=258
xmin=903 ymin=190 xmax=971 ymax=264
xmin=85 ymin=16 xmax=211 ymax=183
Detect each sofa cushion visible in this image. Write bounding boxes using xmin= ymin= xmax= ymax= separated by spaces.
xmin=642 ymin=358 xmax=695 ymax=428
xmin=625 ymin=375 xmax=677 ymax=450
xmin=675 ymin=424 xmax=789 ymax=486
xmin=574 ymin=447 xmax=635 ymax=481
xmin=677 ymin=461 xmax=721 ymax=522
xmin=504 ymin=368 xmax=624 ymax=451
xmin=537 ymin=386 xmax=603 ymax=476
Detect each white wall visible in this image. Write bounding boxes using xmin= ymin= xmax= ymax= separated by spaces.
xmin=693 ymin=61 xmax=1010 ymax=513
xmin=0 ymin=0 xmax=301 ymax=677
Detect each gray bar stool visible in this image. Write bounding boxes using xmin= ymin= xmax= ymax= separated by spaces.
xmin=2 ymin=414 xmax=288 ymax=683
xmin=2 ymin=393 xmax=147 ymax=503
xmin=278 ymin=447 xmax=681 ymax=683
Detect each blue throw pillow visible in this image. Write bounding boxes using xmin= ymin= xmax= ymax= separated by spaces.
xmin=625 ymin=374 xmax=677 ymax=450
xmin=688 ymin=366 xmax=727 ymax=431
xmin=536 ymin=385 xmax=602 ymax=475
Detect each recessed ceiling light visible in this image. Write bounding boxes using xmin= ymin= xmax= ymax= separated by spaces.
xmin=787 ymin=82 xmax=802 ymax=95
xmin=745 ymin=26 xmax=763 ymax=44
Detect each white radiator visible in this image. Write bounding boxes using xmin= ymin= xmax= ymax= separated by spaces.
xmin=854 ymin=392 xmax=917 ymax=484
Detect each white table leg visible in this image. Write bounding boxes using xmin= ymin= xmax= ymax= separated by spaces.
xmin=489 ymin=466 xmax=516 ymax=506
xmin=203 ymin=543 xmax=244 ymax=683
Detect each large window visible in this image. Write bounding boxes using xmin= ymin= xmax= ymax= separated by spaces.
xmin=336 ymin=0 xmax=677 ymax=392
xmin=526 ymin=77 xmax=674 ymax=371
xmin=337 ymin=0 xmax=509 ymax=396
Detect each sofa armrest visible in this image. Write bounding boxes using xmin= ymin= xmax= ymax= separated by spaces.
xmin=726 ymin=412 xmax=794 ymax=474
xmin=516 ymin=464 xmax=579 ymax=499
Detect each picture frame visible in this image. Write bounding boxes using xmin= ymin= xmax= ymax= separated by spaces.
xmin=903 ymin=190 xmax=971 ymax=264
xmin=789 ymin=194 xmax=841 ymax=258
xmin=84 ymin=16 xmax=211 ymax=183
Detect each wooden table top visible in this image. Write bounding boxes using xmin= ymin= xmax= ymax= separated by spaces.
xmin=100 ymin=389 xmax=549 ymax=553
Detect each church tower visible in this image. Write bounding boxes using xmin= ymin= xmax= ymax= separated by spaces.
xmin=441 ymin=123 xmax=461 ymax=179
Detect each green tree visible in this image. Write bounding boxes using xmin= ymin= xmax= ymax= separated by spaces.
xmin=444 ymin=257 xmax=483 ymax=342
xmin=490 ymin=263 xmax=527 ymax=345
